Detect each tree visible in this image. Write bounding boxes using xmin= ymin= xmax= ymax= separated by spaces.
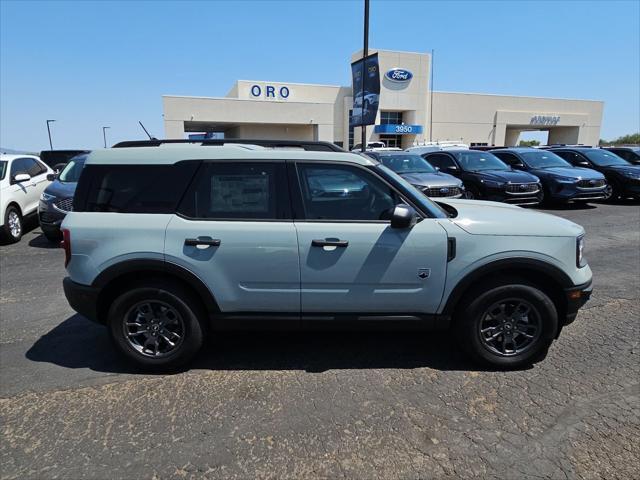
xmin=599 ymin=132 xmax=640 ymax=146
xmin=518 ymin=139 xmax=540 ymax=147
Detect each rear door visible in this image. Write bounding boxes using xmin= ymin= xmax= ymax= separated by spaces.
xmin=164 ymin=161 xmax=300 ymax=314
xmin=291 ymin=161 xmax=448 ymax=315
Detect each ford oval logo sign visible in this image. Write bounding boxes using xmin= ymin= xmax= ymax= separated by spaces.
xmin=385 ymin=68 xmax=413 ymax=83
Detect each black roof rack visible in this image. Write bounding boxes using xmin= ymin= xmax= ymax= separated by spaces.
xmin=112 ymin=138 xmax=345 ymax=152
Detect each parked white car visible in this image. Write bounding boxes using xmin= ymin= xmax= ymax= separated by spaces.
xmin=1 ymin=154 xmax=53 ymax=243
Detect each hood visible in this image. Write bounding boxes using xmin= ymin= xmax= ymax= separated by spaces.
xmin=473 ymin=169 xmax=539 ymax=183
xmin=43 ymin=180 xmax=76 ymax=198
xmin=603 ymin=164 xmax=640 ymax=175
xmin=530 ymin=166 xmax=604 ymax=180
xmin=399 ymin=171 xmax=463 ymax=188
xmin=437 ymin=199 xmax=584 ymax=237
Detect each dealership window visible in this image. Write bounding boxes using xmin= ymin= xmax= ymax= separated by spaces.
xmin=470 ymin=142 xmax=488 ymax=147
xmin=379 ymin=134 xmax=402 ymax=148
xmin=380 ymin=111 xmax=403 ymax=125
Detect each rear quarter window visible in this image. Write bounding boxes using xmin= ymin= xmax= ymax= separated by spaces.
xmin=73 ymin=161 xmax=199 ymax=213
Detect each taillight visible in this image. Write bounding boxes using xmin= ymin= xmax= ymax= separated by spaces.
xmin=61 ymin=228 xmax=71 ymax=267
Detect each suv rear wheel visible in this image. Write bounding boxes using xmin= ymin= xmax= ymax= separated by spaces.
xmin=107 ymin=280 xmax=205 ymax=370
xmin=455 ymin=280 xmax=557 ymax=368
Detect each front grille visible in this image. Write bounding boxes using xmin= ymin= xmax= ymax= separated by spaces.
xmin=421 ymin=186 xmax=462 ymax=197
xmin=54 ymin=197 xmax=73 ymax=212
xmin=577 ymin=179 xmax=606 ymax=188
xmin=505 ymin=183 xmax=540 ymax=194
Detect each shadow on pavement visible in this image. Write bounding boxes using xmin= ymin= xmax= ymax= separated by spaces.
xmin=28 ymin=232 xmax=60 ymax=249
xmin=26 ymin=314 xmax=502 ymax=374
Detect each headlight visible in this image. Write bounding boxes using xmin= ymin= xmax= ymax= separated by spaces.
xmin=576 ymin=235 xmax=586 ymax=268
xmin=40 ymin=192 xmax=56 ymax=202
xmin=480 ymin=180 xmax=504 ymax=188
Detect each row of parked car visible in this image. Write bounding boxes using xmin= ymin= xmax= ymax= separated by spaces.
xmin=360 ymin=144 xmax=640 ymax=207
xmin=1 ymin=143 xmax=638 ymax=245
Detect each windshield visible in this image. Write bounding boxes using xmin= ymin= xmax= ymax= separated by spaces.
xmin=375 ymin=164 xmax=448 ymax=218
xmin=583 ymin=149 xmax=630 ymax=167
xmin=453 ymin=151 xmax=510 ymax=172
xmin=58 ymin=155 xmax=86 ymax=182
xmin=378 ymin=153 xmax=437 ymax=174
xmin=520 ymin=151 xmax=572 ymax=169
xmin=0 ymin=161 xmax=6 ymax=180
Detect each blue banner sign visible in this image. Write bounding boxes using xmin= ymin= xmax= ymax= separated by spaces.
xmin=374 ymin=124 xmax=423 ymax=135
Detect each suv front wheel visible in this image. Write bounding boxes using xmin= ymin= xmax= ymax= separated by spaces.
xmin=107 ymin=280 xmax=205 ymax=370
xmin=455 ymin=280 xmax=557 ymax=368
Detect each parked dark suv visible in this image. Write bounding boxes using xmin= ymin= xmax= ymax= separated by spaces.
xmin=38 ymin=153 xmax=87 ymax=241
xmin=491 ymin=148 xmax=608 ymax=203
xmin=602 ymin=146 xmax=640 ymax=165
xmin=364 ymin=151 xmax=465 ymax=198
xmin=549 ymin=147 xmax=640 ymax=200
xmin=422 ymin=149 xmax=543 ymax=205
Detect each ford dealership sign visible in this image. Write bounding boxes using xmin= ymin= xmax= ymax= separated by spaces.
xmin=385 ymin=68 xmax=413 ymax=83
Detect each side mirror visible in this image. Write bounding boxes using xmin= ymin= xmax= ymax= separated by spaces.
xmin=13 ymin=173 xmax=31 ymax=183
xmin=513 ymin=163 xmax=525 ymax=170
xmin=445 ymin=165 xmax=458 ymax=172
xmin=46 ymin=173 xmax=57 ymax=181
xmin=434 ymin=166 xmax=440 ymax=171
xmin=578 ymin=161 xmax=590 ymax=167
xmin=390 ymin=204 xmax=417 ymax=229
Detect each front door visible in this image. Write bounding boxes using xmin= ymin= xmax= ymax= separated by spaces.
xmin=292 ymin=162 xmax=448 ymax=315
xmin=164 ymin=161 xmax=300 ymax=313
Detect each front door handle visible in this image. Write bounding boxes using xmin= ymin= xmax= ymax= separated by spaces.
xmin=184 ymin=237 xmax=221 ymax=247
xmin=312 ymin=239 xmax=349 ymax=247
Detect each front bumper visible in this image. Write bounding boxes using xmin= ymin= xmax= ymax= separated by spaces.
xmin=548 ymin=183 xmax=609 ymax=202
xmin=63 ymin=277 xmax=101 ymax=324
xmin=38 ymin=200 xmax=67 ymax=230
xmin=563 ymin=280 xmax=593 ymax=326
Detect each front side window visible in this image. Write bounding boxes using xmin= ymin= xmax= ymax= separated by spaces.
xmin=178 ymin=162 xmax=288 ymax=220
xmin=452 ymin=151 xmax=510 ymax=172
xmin=582 ymin=149 xmax=630 ymax=167
xmin=59 ymin=155 xmax=87 ymax=183
xmin=0 ymin=161 xmax=7 ymax=180
xmin=296 ymin=163 xmax=397 ymax=221
xmin=10 ymin=158 xmax=29 ymax=177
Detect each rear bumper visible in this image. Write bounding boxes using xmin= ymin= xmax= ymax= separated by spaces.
xmin=563 ymin=280 xmax=593 ymax=325
xmin=63 ymin=277 xmax=101 ymax=323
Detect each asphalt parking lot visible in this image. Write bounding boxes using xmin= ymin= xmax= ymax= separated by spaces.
xmin=1 ymin=201 xmax=639 ymax=479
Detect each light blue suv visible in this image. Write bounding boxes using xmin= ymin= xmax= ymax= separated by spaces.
xmin=62 ymin=142 xmax=593 ymax=370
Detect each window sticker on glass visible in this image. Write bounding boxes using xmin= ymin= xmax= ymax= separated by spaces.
xmin=210 ymin=173 xmax=269 ymax=213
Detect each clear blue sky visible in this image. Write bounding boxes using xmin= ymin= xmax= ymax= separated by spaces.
xmin=1 ymin=0 xmax=638 ymax=151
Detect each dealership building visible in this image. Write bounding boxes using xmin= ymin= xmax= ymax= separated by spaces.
xmin=162 ymin=49 xmax=604 ymax=149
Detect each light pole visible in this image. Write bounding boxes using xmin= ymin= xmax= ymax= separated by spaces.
xmin=46 ymin=120 xmax=56 ymax=150
xmin=102 ymin=126 xmax=110 ymax=148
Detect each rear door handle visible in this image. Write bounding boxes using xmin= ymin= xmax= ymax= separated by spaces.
xmin=312 ymin=239 xmax=349 ymax=247
xmin=184 ymin=237 xmax=221 ymax=247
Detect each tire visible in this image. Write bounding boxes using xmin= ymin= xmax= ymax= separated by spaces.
xmin=2 ymin=205 xmax=23 ymax=243
xmin=454 ymin=279 xmax=557 ymax=369
xmin=43 ymin=228 xmax=62 ymax=243
xmin=464 ymin=185 xmax=482 ymax=200
xmin=107 ymin=280 xmax=205 ymax=371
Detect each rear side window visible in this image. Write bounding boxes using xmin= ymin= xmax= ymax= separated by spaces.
xmin=74 ymin=162 xmax=199 ymax=213
xmin=425 ymin=154 xmax=456 ymax=169
xmin=177 ymin=162 xmax=290 ymax=220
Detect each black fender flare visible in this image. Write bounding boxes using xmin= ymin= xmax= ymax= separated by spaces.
xmin=93 ymin=259 xmax=220 ymax=314
xmin=441 ymin=257 xmax=573 ymax=316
